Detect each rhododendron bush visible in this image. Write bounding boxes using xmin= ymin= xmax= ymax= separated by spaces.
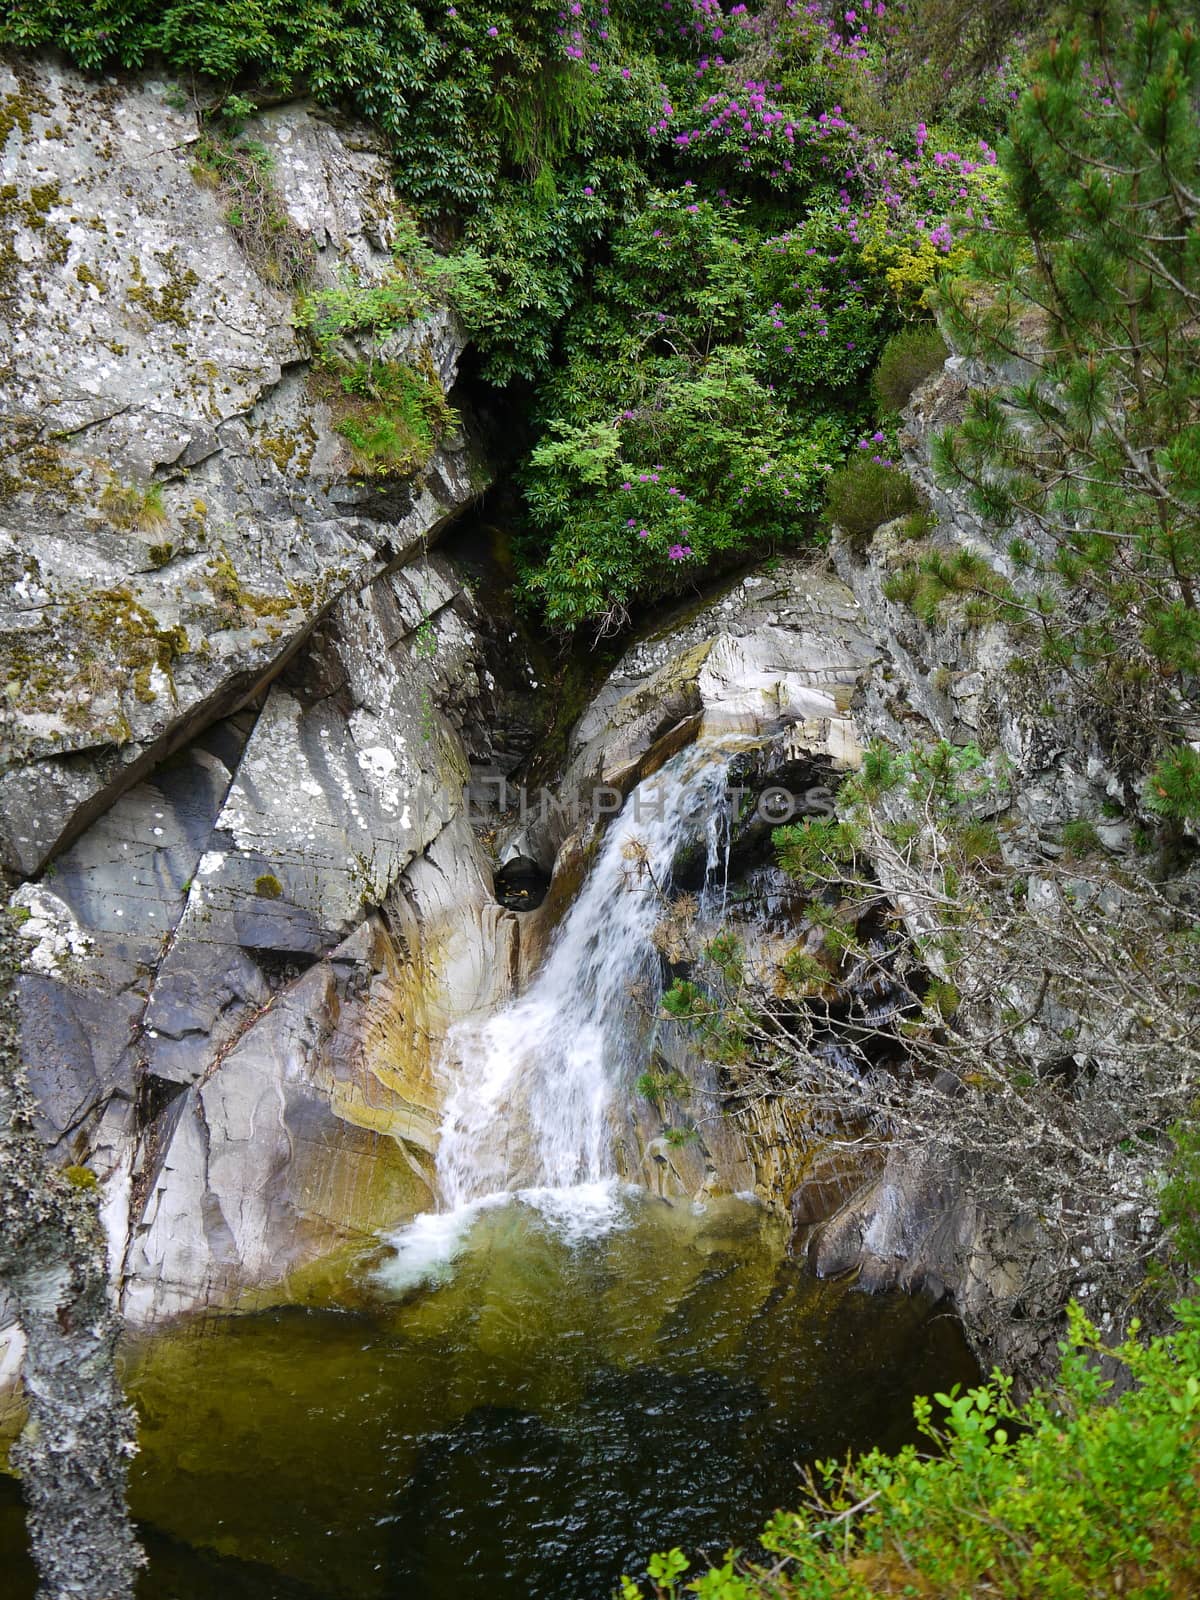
xmin=4 ymin=0 xmax=1022 ymax=627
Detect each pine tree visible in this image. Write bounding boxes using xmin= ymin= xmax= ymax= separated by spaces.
xmin=935 ymin=0 xmax=1200 ymax=816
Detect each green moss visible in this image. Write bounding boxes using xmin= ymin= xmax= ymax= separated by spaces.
xmin=61 ymin=1164 xmax=98 ymax=1191
xmin=256 ymin=431 xmax=297 ymax=473
xmin=254 ymin=873 xmax=283 ymax=899
xmin=75 ymin=260 xmax=108 ymax=294
xmin=0 ymin=440 xmax=81 ymax=504
xmin=204 ymin=546 xmax=322 ymax=627
xmin=59 ymin=587 xmax=189 ymax=705
xmin=0 ymin=177 xmax=64 ymax=231
xmin=206 ymin=552 xmax=243 ymax=612
xmin=5 ymin=905 xmax=31 ymax=926
xmin=253 ymin=419 xmax=321 ymax=479
xmin=44 ymin=223 xmax=69 ymax=266
xmin=310 ymin=358 xmax=456 ymax=480
xmin=0 ymin=80 xmax=53 ymax=152
xmin=126 ymin=249 xmax=198 ymax=329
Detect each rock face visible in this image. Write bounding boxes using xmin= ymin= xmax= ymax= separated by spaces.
xmin=15 ymin=549 xmax=542 ymax=1325
xmin=0 ymin=58 xmax=481 ymax=879
xmin=0 ymin=920 xmax=143 ymax=1600
xmin=801 ymin=352 xmax=1188 ymax=1380
xmin=0 ymin=58 xmax=531 ymax=1328
xmin=567 ymin=560 xmax=871 ymax=789
xmin=830 ymin=356 xmax=1126 ymax=845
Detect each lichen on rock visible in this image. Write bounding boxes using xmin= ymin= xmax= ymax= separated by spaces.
xmin=0 ymin=59 xmax=478 ymax=880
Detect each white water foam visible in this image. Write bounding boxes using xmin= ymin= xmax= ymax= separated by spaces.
xmin=377 ymin=743 xmax=738 ymax=1284
xmin=374 ymin=1198 xmax=504 ymax=1293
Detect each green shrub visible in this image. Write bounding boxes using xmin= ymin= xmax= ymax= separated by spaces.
xmin=825 ymin=461 xmax=920 ymax=546
xmin=872 ymin=324 xmax=949 ymax=412
xmin=955 ymin=818 xmax=1002 ymax=862
xmin=294 ymin=240 xmax=433 ymax=358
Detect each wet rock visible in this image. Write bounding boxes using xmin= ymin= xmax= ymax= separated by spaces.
xmin=518 ymin=560 xmax=874 ymax=879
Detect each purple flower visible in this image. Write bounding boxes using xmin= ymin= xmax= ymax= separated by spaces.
xmin=487 ymin=25 xmax=499 ymax=35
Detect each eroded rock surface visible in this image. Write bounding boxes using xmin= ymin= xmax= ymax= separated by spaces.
xmin=0 ymin=59 xmax=480 ymax=878
xmin=12 ymin=547 xmax=542 ymax=1323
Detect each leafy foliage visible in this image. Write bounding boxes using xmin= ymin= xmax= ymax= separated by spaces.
xmin=3 ymin=0 xmax=1018 ymax=628
xmin=0 ymin=0 xmax=593 ymax=212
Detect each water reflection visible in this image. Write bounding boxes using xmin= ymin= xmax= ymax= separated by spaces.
xmin=94 ymin=1191 xmax=976 ymax=1600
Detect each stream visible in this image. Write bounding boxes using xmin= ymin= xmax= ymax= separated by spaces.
xmin=1 ymin=744 xmax=977 ymax=1598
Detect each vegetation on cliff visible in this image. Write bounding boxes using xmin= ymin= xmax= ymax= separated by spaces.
xmin=633 ymin=4 xmax=1200 ymax=1590
xmin=4 ymin=0 xmax=1200 ymax=1593
xmin=1 ymin=0 xmax=1016 ymax=627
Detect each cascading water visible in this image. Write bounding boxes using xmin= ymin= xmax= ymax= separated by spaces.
xmin=438 ymin=743 xmax=734 ymax=1208
xmin=83 ymin=743 xmax=979 ymax=1600
xmin=379 ymin=745 xmax=736 ymax=1283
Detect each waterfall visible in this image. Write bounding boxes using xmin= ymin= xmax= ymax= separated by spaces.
xmin=435 ymin=745 xmax=735 ymax=1214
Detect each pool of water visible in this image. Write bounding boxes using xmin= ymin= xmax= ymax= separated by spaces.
xmin=2 ymin=1190 xmax=976 ymax=1599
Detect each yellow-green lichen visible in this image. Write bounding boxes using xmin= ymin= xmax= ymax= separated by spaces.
xmin=0 ymin=178 xmax=64 ymax=230
xmin=75 ymin=261 xmax=109 ymax=294
xmin=0 ymin=439 xmax=82 ymax=505
xmin=0 ymin=80 xmax=53 ymax=153
xmin=126 ymin=249 xmax=198 ymax=329
xmin=206 ymin=550 xmax=312 ymax=624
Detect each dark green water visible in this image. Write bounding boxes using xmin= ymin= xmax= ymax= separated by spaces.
xmin=1 ymin=1192 xmax=975 ymax=1599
